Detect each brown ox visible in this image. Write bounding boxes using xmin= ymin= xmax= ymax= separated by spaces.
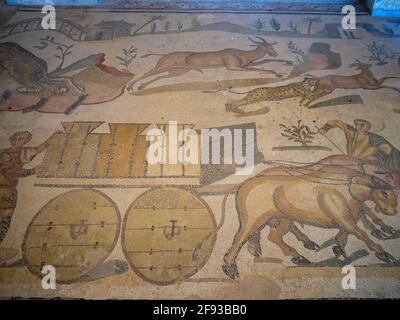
xmin=222 ymin=166 xmax=397 ymax=279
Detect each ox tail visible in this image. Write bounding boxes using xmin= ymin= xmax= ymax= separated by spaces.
xmin=192 ymin=190 xmax=233 ymax=260
xmin=140 ymin=53 xmax=165 ymax=58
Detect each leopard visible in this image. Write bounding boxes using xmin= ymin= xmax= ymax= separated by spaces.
xmin=224 ymin=77 xmax=319 ymax=117
xmin=0 ymin=42 xmax=84 ymax=94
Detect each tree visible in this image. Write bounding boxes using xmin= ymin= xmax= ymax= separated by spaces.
xmin=304 ymin=17 xmax=322 ymax=35
xmin=270 ymin=18 xmax=281 ymax=31
xmin=251 ymin=18 xmax=266 ymax=34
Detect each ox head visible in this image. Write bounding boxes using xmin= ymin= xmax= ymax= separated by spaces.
xmin=350 ymin=174 xmax=397 ymax=216
xmin=248 ymin=36 xmax=278 ymax=57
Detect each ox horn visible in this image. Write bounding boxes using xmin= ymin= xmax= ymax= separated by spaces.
xmin=367 ymin=176 xmax=394 ymax=190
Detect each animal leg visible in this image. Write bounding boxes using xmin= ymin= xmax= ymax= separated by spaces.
xmin=225 ymin=99 xmax=248 ymax=115
xmin=377 ymin=77 xmax=400 ymax=85
xmin=227 ymin=66 xmax=281 ymax=77
xmin=380 ymin=86 xmax=400 ymax=94
xmin=290 ymin=223 xmax=320 ymax=251
xmin=361 ymin=208 xmax=396 ymax=239
xmin=226 ymin=98 xmax=270 ymax=117
xmin=39 ymin=76 xmax=69 ymax=94
xmin=247 ymin=231 xmax=262 ymax=257
xmin=17 ymin=83 xmax=43 ymax=94
xmin=223 ymin=56 xmax=282 ymax=77
xmin=248 ymin=59 xmax=293 ymax=66
xmin=223 ymin=224 xmax=248 ymax=279
xmin=317 ymin=190 xmax=396 ymax=263
xmin=138 ymin=69 xmax=190 ymax=90
xmin=223 ymin=212 xmax=277 ymax=279
xmin=339 ymin=221 xmax=396 ymax=263
xmin=235 ymin=105 xmax=270 ymax=117
xmin=126 ymin=68 xmax=165 ymax=92
xmin=354 ymin=83 xmax=400 ymax=94
xmin=303 ymin=86 xmax=333 ymax=107
xmin=333 ymin=230 xmax=348 ymax=259
xmin=267 ymin=218 xmax=311 ymax=265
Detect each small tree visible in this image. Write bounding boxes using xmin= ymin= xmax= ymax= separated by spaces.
xmin=116 ymin=45 xmax=137 ymax=73
xmin=251 ymin=18 xmax=266 ymax=33
xmin=279 ymin=120 xmax=317 ymax=147
xmin=270 ymin=18 xmax=281 ymax=31
xmin=304 ymin=17 xmax=322 ymax=35
xmin=191 ymin=17 xmax=201 ymax=29
xmin=288 ymin=21 xmax=298 ymax=33
xmin=364 ymin=41 xmax=395 ymax=66
xmin=177 ymin=20 xmax=183 ymax=32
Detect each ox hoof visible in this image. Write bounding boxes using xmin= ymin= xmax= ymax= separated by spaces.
xmin=222 ymin=263 xmax=239 ymax=279
xmin=376 ymin=251 xmax=397 ymax=264
xmin=333 ymin=245 xmax=347 ymax=259
xmin=56 ymin=87 xmax=68 ymax=94
xmin=291 ymin=256 xmax=311 ymax=266
xmin=381 ymin=225 xmax=397 ymax=236
xmin=247 ymin=244 xmax=261 ymax=257
xmin=371 ymin=229 xmax=386 ymax=240
xmin=304 ymin=240 xmax=320 ymax=251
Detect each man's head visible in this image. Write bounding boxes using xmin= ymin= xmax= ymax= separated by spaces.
xmin=9 ymin=131 xmax=32 ymax=148
xmin=354 ymin=119 xmax=371 ymax=134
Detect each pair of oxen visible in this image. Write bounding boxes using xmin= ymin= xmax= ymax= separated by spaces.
xmin=222 ymin=155 xmax=399 ymax=279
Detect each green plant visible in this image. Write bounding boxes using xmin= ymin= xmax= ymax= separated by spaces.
xmin=191 ymin=17 xmax=201 ymax=29
xmin=288 ymin=41 xmax=305 ymax=56
xmin=116 ymin=45 xmax=137 ymax=73
xmin=270 ymin=18 xmax=281 ymax=31
xmin=364 ymin=41 xmax=395 ymax=66
xmin=288 ymin=21 xmax=298 ymax=32
xmin=279 ymin=120 xmax=317 ymax=146
xmin=287 ymin=41 xmax=306 ymax=65
xmin=382 ymin=24 xmax=394 ymax=36
xmin=177 ymin=20 xmax=183 ymax=31
xmin=251 ymin=18 xmax=266 ymax=33
xmin=34 ymin=36 xmax=73 ymax=72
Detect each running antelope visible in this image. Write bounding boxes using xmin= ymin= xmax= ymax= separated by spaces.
xmin=303 ymin=60 xmax=400 ymax=107
xmin=127 ymin=37 xmax=292 ymax=91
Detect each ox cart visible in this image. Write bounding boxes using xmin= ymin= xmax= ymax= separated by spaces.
xmin=23 ymin=121 xmax=264 ymax=285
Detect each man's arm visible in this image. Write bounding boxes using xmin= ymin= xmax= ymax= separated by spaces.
xmin=35 ymin=132 xmax=60 ymax=154
xmin=318 ymin=120 xmax=351 ymax=135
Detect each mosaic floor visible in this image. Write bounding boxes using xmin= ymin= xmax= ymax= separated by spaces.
xmin=1 ymin=7 xmax=400 ymax=299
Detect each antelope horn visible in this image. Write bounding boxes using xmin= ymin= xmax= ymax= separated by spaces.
xmin=248 ymin=37 xmax=262 ymax=44
xmin=254 ymin=36 xmax=267 ymax=44
xmin=254 ymin=36 xmax=277 ymax=45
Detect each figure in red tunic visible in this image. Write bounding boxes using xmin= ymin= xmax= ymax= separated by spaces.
xmin=0 ymin=131 xmax=52 ymax=263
